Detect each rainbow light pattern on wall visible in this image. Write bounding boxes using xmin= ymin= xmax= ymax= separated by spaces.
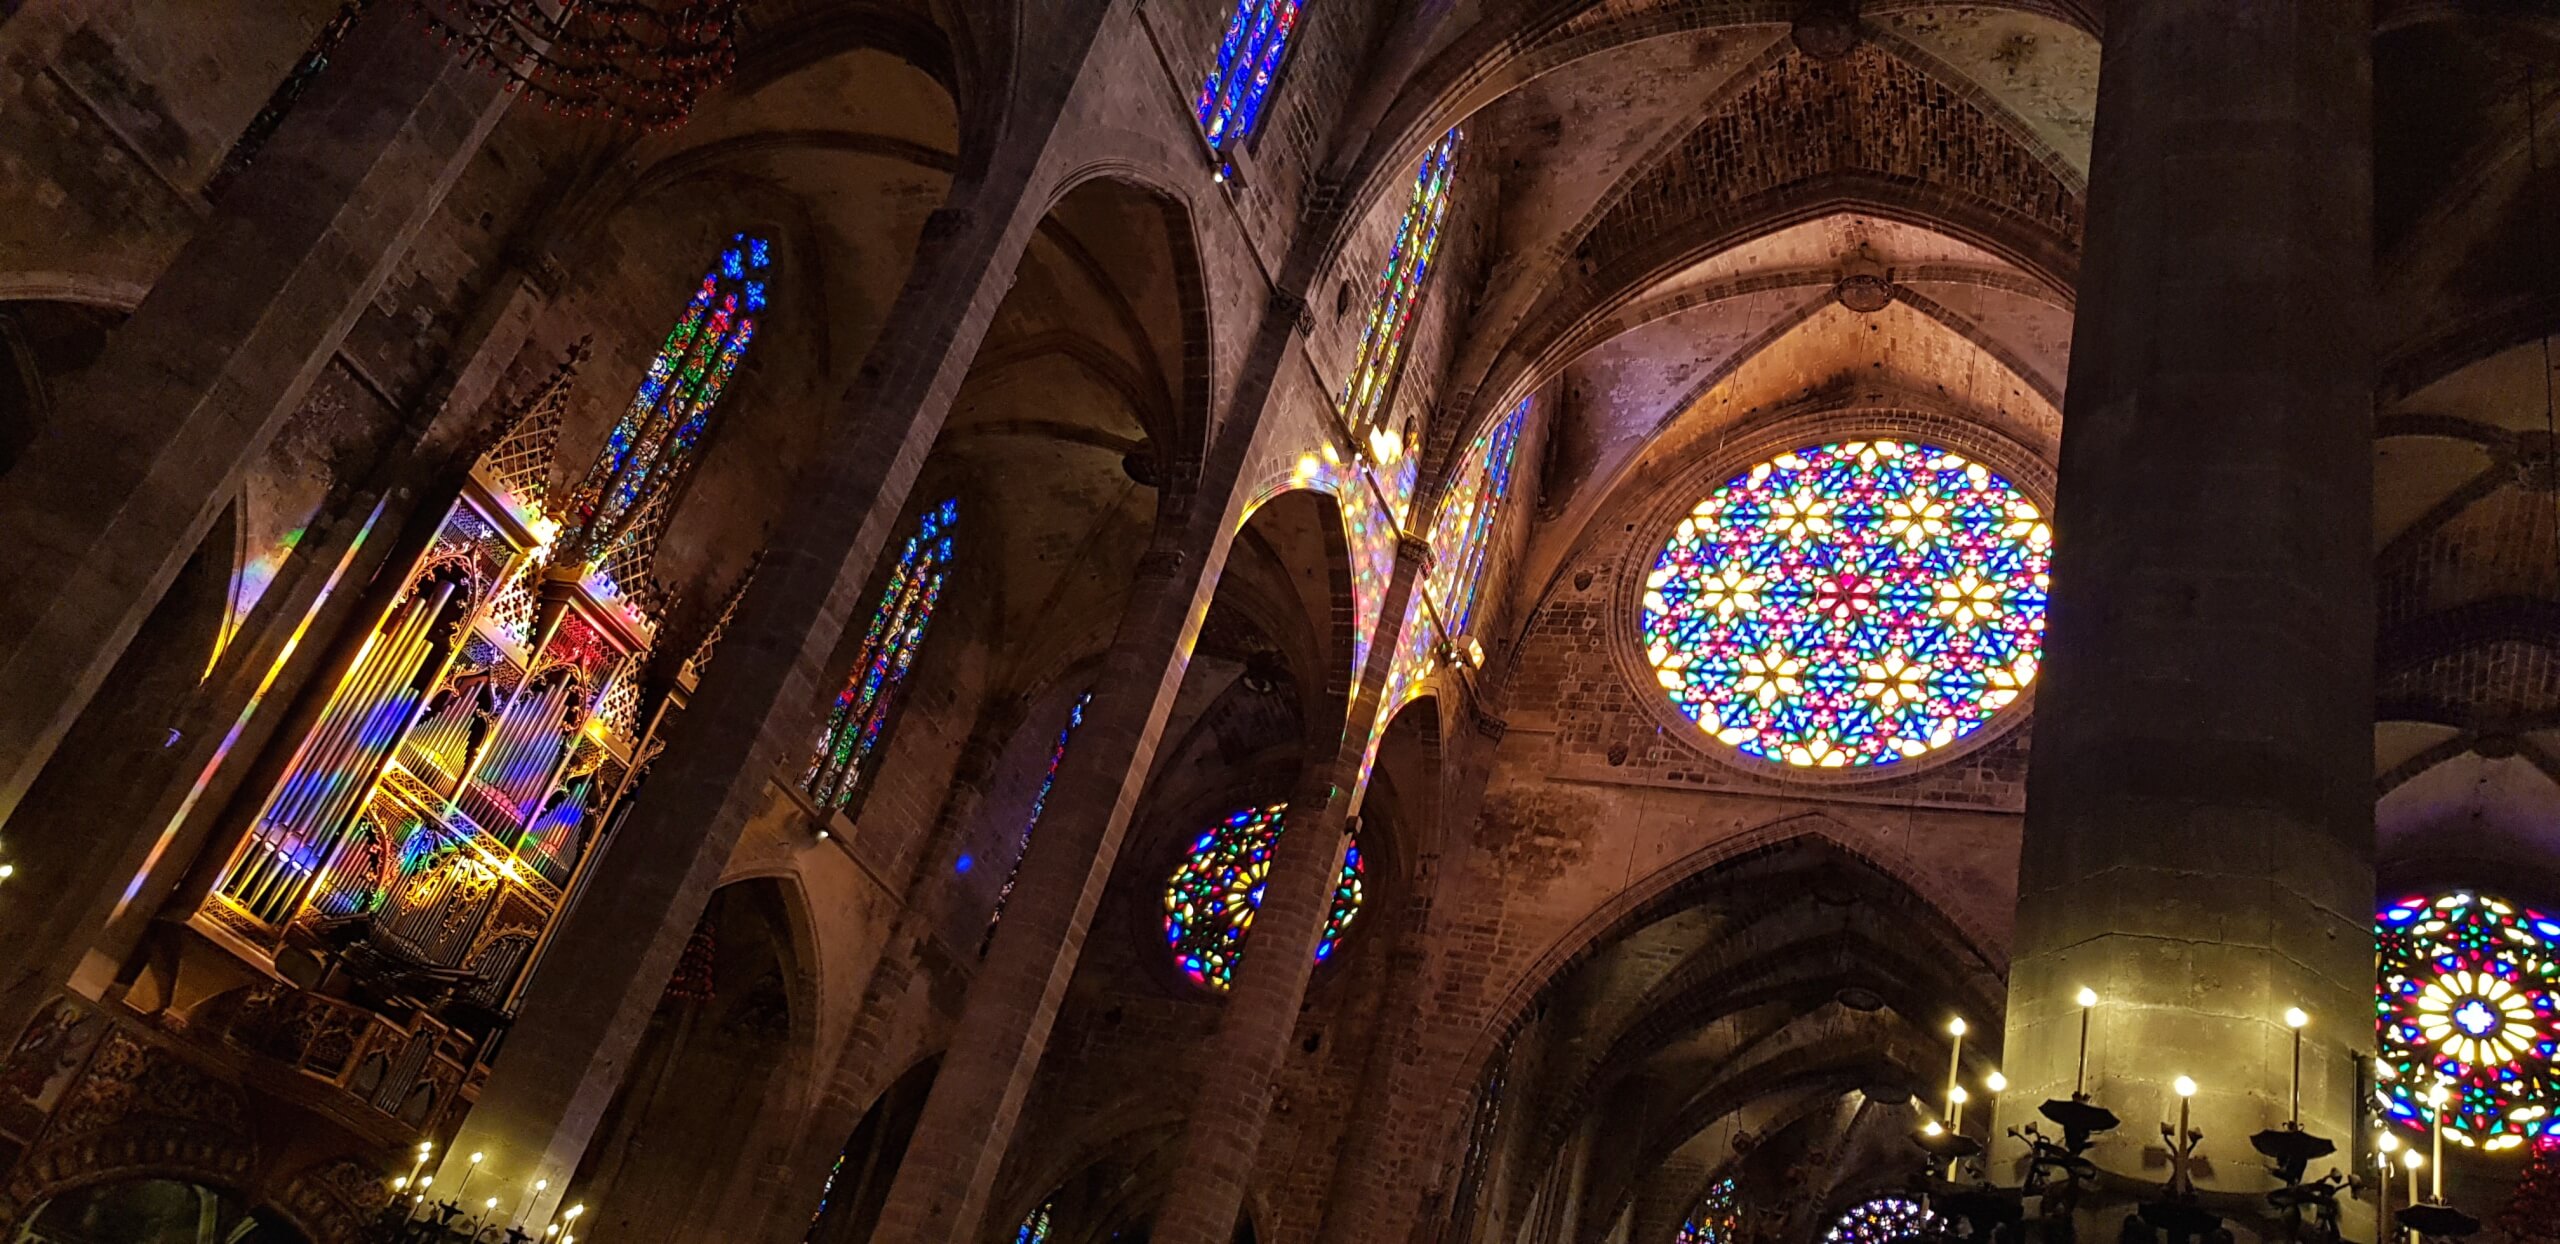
xmin=1340 ymin=130 xmax=1460 ymax=432
xmin=2379 ymin=891 xmax=2560 ymax=1149
xmin=1163 ymin=803 xmax=1364 ymax=992
xmin=988 ymin=691 xmax=1091 ymax=940
xmin=583 ymin=234 xmax=769 ymax=543
xmin=1640 ymin=441 xmax=2048 ymax=769
xmin=1677 ymin=1178 xmax=1739 ymax=1244
xmin=1196 ymin=0 xmax=1302 ymax=159
xmin=807 ymin=499 xmax=957 ymax=809
xmin=1824 ymin=1197 xmax=1934 ymax=1244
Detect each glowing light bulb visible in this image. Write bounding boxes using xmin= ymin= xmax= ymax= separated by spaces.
xmin=2174 ymin=1076 xmax=2198 ymax=1098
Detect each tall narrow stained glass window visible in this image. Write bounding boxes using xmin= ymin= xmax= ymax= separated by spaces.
xmin=1163 ymin=803 xmax=1365 ymax=992
xmin=986 ymin=691 xmax=1093 ymax=947
xmin=1016 ymin=1201 xmax=1055 ymax=1244
xmin=1196 ymin=0 xmax=1303 ymax=163
xmin=572 ymin=233 xmax=771 ymax=571
xmin=1340 ymin=130 xmax=1461 ymax=432
xmin=807 ymin=499 xmax=958 ymax=809
xmin=1426 ymin=397 xmax=1528 ymax=636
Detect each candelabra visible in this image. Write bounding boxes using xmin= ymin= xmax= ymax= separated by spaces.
xmin=1901 ymin=997 xmax=2483 ymax=1244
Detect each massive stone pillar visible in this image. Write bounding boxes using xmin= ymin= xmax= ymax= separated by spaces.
xmin=0 ymin=5 xmax=513 ymax=1038
xmin=862 ymin=283 xmax=1331 ymax=1244
xmin=1998 ymin=0 xmax=2375 ymax=1217
xmin=1153 ymin=541 xmax=1427 ymax=1244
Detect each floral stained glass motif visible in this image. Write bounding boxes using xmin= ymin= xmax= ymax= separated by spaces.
xmin=986 ymin=691 xmax=1092 ymax=946
xmin=803 ymin=1152 xmax=844 ymax=1239
xmin=1426 ymin=397 xmax=1528 ymax=636
xmin=1196 ymin=0 xmax=1302 ymax=161
xmin=2378 ymin=891 xmax=2560 ymax=1149
xmin=1340 ymin=130 xmax=1461 ymax=432
xmin=1016 ymin=1202 xmax=1055 ymax=1244
xmin=1824 ymin=1197 xmax=1935 ymax=1244
xmin=1163 ymin=803 xmax=1364 ymax=992
xmin=806 ymin=499 xmax=957 ymax=809
xmin=573 ymin=233 xmax=772 ymax=553
xmin=1640 ymin=441 xmax=2049 ymax=769
xmin=1678 ymin=1178 xmax=1739 ymax=1244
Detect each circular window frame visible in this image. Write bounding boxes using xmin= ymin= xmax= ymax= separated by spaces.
xmin=1606 ymin=408 xmax=2057 ymax=787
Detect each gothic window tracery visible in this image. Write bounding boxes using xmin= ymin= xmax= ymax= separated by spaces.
xmin=1823 ymin=1197 xmax=1934 ymax=1244
xmin=1640 ymin=441 xmax=2049 ymax=770
xmin=1197 ymin=0 xmax=1302 ymax=168
xmin=1162 ymin=803 xmax=1364 ymax=992
xmin=2379 ymin=890 xmax=2560 ymax=1148
xmin=806 ymin=498 xmax=958 ymax=810
xmin=1340 ymin=130 xmax=1460 ymax=435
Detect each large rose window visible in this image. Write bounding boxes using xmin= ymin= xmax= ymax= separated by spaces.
xmin=1640 ymin=441 xmax=2049 ymax=769
xmin=2378 ymin=891 xmax=2560 ymax=1148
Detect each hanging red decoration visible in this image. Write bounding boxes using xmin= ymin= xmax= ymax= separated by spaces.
xmin=410 ymin=0 xmax=742 ymax=129
xmin=665 ymin=914 xmax=717 ymax=1002
xmin=2496 ymin=1138 xmax=2560 ymax=1244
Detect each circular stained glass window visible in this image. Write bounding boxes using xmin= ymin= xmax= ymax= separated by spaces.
xmin=1163 ymin=803 xmax=1364 ymax=992
xmin=1640 ymin=441 xmax=2049 ymax=769
xmin=2378 ymin=891 xmax=2560 ymax=1149
xmin=1824 ymin=1197 xmax=1935 ymax=1244
xmin=1677 ymin=1178 xmax=1738 ymax=1244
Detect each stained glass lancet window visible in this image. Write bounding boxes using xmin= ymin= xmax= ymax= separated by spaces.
xmin=1426 ymin=397 xmax=1528 ymax=636
xmin=1340 ymin=130 xmax=1461 ymax=433
xmin=2378 ymin=891 xmax=2560 ymax=1149
xmin=1823 ymin=1197 xmax=1934 ymax=1244
xmin=987 ymin=691 xmax=1092 ymax=946
xmin=807 ymin=499 xmax=957 ymax=809
xmin=569 ymin=233 xmax=771 ymax=572
xmin=1640 ymin=441 xmax=2049 ymax=770
xmin=1196 ymin=0 xmax=1302 ymax=165
xmin=1163 ymin=803 xmax=1365 ymax=992
xmin=1678 ymin=1179 xmax=1739 ymax=1244
xmin=1016 ymin=1201 xmax=1055 ymax=1244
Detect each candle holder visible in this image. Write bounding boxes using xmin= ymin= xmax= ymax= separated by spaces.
xmin=2395 ymin=1203 xmax=2482 ymax=1241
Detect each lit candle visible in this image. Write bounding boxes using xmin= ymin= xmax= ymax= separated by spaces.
xmin=517 ymin=1178 xmax=549 ymax=1229
xmin=457 ymin=1151 xmax=484 ymax=1201
xmin=403 ymin=1140 xmax=435 ymax=1190
xmin=2075 ymin=988 xmax=2099 ymax=1096
xmin=1949 ymin=1085 xmax=1970 ymax=1134
xmin=2284 ymin=1007 xmax=2309 ymax=1127
xmin=2404 ymin=1149 xmax=2424 ymax=1210
xmin=2429 ymin=1081 xmax=2452 ymax=1200
xmin=1945 ymin=1016 xmax=1968 ymax=1123
xmin=2378 ymin=1133 xmax=2400 ymax=1243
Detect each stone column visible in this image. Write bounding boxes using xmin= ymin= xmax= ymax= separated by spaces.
xmin=1998 ymin=0 xmax=2375 ymax=1212
xmin=0 ymin=6 xmax=511 ymax=827
xmin=734 ymin=710 xmax=1019 ymax=1244
xmin=440 ymin=178 xmax=1056 ymax=1217
xmin=1153 ymin=540 xmax=1430 ymax=1244
xmin=862 ymin=285 xmax=1327 ymax=1244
